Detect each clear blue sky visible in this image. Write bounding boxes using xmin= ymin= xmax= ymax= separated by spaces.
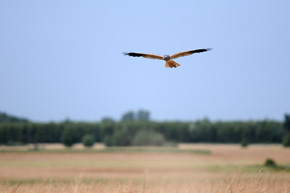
xmin=1 ymin=1 xmax=289 ymax=122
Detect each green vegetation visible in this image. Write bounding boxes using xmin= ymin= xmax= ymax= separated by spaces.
xmin=282 ymin=133 xmax=290 ymax=147
xmin=132 ymin=130 xmax=165 ymax=146
xmin=264 ymin=158 xmax=277 ymax=167
xmin=0 ymin=112 xmax=286 ymax=147
xmin=121 ymin=110 xmax=150 ymax=121
xmin=283 ymin=114 xmax=290 ymax=147
xmin=1 ymin=178 xmax=110 ymax=185
xmin=61 ymin=126 xmax=78 ymax=147
xmin=0 ymin=147 xmax=211 ymax=154
xmin=97 ymin=147 xmax=210 ymax=154
xmin=82 ymin=134 xmax=95 ymax=147
xmin=262 ymin=158 xmax=290 ymax=171
xmin=240 ymin=138 xmax=249 ymax=148
xmin=0 ymin=112 xmax=28 ymax=123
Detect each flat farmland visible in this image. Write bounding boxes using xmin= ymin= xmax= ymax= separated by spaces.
xmin=0 ymin=144 xmax=289 ymax=193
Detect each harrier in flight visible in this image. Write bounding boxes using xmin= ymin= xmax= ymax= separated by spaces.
xmin=123 ymin=48 xmax=211 ymax=68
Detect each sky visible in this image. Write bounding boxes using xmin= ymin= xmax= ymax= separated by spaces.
xmin=0 ymin=1 xmax=289 ymax=122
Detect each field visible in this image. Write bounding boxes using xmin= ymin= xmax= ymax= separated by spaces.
xmin=0 ymin=144 xmax=289 ymax=193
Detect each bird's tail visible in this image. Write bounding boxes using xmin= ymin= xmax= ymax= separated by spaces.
xmin=165 ymin=60 xmax=181 ymax=68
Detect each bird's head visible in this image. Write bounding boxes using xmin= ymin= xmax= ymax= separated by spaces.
xmin=163 ymin=55 xmax=170 ymax=61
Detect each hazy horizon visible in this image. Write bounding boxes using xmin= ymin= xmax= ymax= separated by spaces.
xmin=0 ymin=110 xmax=287 ymax=123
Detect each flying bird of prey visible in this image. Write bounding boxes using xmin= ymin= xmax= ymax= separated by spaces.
xmin=123 ymin=48 xmax=211 ymax=68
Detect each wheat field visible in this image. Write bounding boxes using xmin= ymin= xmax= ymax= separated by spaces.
xmin=0 ymin=144 xmax=289 ymax=193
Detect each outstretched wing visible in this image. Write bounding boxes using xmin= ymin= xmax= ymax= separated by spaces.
xmin=123 ymin=52 xmax=163 ymax=60
xmin=170 ymin=48 xmax=211 ymax=59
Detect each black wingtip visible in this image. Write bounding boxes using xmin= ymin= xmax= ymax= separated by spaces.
xmin=122 ymin=52 xmax=143 ymax=57
xmin=201 ymin=48 xmax=212 ymax=52
xmin=191 ymin=48 xmax=212 ymax=54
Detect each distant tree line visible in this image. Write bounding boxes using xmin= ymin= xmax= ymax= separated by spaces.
xmin=121 ymin=110 xmax=150 ymax=121
xmin=0 ymin=111 xmax=288 ymax=147
xmin=0 ymin=112 xmax=28 ymax=123
xmin=283 ymin=114 xmax=290 ymax=147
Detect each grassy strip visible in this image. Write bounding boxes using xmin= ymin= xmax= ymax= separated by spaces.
xmin=0 ymin=147 xmax=211 ymax=154
xmin=207 ymin=164 xmax=290 ymax=173
xmin=0 ymin=178 xmax=112 ymax=185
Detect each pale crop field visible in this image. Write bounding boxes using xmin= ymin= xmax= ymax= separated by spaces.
xmin=0 ymin=144 xmax=289 ymax=193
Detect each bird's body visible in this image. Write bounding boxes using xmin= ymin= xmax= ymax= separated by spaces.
xmin=123 ymin=48 xmax=211 ymax=68
xmin=163 ymin=55 xmax=171 ymax=61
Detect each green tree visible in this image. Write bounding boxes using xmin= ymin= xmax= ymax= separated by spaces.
xmin=283 ymin=114 xmax=290 ymax=147
xmin=121 ymin=111 xmax=135 ymax=121
xmin=82 ymin=134 xmax=95 ymax=147
xmin=136 ymin=110 xmax=150 ymax=121
xmin=61 ymin=126 xmax=77 ymax=147
xmin=101 ymin=117 xmax=115 ymax=123
xmin=240 ymin=138 xmax=249 ymax=148
xmin=109 ymin=126 xmax=132 ymax=146
xmin=282 ymin=133 xmax=290 ymax=147
xmin=103 ymin=135 xmax=113 ymax=147
xmin=264 ymin=158 xmax=277 ymax=168
xmin=132 ymin=130 xmax=165 ymax=146
xmin=284 ymin=114 xmax=290 ymax=132
xmin=0 ymin=112 xmax=29 ymax=123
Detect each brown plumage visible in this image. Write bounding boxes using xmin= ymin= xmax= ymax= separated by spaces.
xmin=123 ymin=48 xmax=211 ymax=68
xmin=125 ymin=53 xmax=164 ymax=60
xmin=170 ymin=49 xmax=211 ymax=59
